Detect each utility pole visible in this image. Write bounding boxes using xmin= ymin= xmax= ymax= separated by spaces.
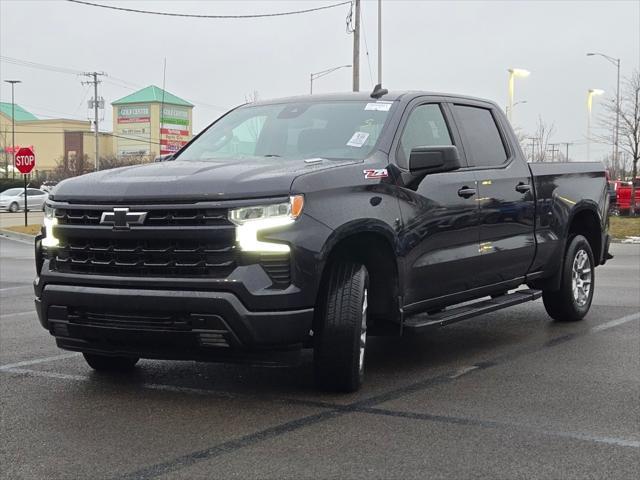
xmin=82 ymin=72 xmax=105 ymax=171
xmin=528 ymin=137 xmax=537 ymax=162
xmin=4 ymin=80 xmax=21 ymax=180
xmin=548 ymin=144 xmax=560 ymax=162
xmin=352 ymin=0 xmax=360 ymax=92
xmin=560 ymin=142 xmax=572 ymax=162
xmin=377 ymin=0 xmax=382 ymax=85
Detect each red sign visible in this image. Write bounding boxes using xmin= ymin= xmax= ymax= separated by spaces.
xmin=15 ymin=147 xmax=36 ymax=174
xmin=160 ymin=128 xmax=189 ymax=136
xmin=117 ymin=116 xmax=151 ymax=124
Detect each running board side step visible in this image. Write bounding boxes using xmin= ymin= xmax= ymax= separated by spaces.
xmin=403 ymin=289 xmax=542 ymax=331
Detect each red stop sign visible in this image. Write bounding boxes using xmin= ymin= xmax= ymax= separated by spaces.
xmin=15 ymin=147 xmax=36 ymax=174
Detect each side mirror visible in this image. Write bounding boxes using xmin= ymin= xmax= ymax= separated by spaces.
xmin=409 ymin=145 xmax=461 ymax=174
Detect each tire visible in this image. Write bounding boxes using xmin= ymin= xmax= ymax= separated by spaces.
xmin=314 ymin=261 xmax=369 ymax=393
xmin=9 ymin=202 xmax=19 ymax=213
xmin=83 ymin=353 xmax=139 ymax=372
xmin=542 ymin=235 xmax=595 ymax=322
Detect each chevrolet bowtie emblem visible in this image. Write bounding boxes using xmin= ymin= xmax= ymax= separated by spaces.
xmin=100 ymin=208 xmax=147 ymax=230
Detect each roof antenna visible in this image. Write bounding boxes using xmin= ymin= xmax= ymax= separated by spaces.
xmin=370 ymin=83 xmax=388 ymax=99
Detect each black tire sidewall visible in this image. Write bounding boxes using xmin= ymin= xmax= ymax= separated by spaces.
xmin=9 ymin=202 xmax=18 ymax=213
xmin=314 ymin=261 xmax=369 ymax=392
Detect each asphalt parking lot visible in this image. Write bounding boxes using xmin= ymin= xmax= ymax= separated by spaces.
xmin=1 ymin=235 xmax=638 ymax=480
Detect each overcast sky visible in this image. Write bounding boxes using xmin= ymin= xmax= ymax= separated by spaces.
xmin=1 ymin=0 xmax=638 ymax=161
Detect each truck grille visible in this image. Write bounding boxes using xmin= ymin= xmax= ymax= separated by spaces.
xmin=55 ymin=207 xmax=228 ymax=226
xmin=48 ymin=204 xmax=237 ymax=278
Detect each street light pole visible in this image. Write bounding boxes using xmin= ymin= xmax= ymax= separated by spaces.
xmin=507 ymin=68 xmax=530 ymax=123
xmin=587 ymin=88 xmax=604 ymax=161
xmin=587 ymin=53 xmax=621 ymax=172
xmin=4 ymin=80 xmax=21 ymax=180
xmin=310 ymin=65 xmax=352 ymax=94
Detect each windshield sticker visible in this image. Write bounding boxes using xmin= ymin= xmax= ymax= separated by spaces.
xmin=364 ymin=168 xmax=388 ymax=179
xmin=365 ymin=102 xmax=392 ymax=112
xmin=347 ymin=131 xmax=370 ymax=147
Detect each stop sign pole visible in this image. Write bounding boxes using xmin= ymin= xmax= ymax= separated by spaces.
xmin=15 ymin=147 xmax=36 ymax=227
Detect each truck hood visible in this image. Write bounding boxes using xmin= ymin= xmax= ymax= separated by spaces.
xmin=51 ymin=158 xmax=356 ymax=203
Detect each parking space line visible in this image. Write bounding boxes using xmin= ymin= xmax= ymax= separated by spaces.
xmin=0 ymin=309 xmax=36 ymax=319
xmin=0 ymin=365 xmax=343 ymax=412
xmin=5 ymin=367 xmax=87 ymax=381
xmin=356 ymin=407 xmax=640 ymax=449
xmin=590 ymin=312 xmax=640 ymax=332
xmin=0 ymin=352 xmax=80 ymax=370
xmin=0 ymin=285 xmax=33 ymax=293
xmin=448 ymin=365 xmax=479 ymax=379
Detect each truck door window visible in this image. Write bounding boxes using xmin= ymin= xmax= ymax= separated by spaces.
xmin=398 ymin=104 xmax=452 ymax=168
xmin=453 ymin=105 xmax=507 ymax=167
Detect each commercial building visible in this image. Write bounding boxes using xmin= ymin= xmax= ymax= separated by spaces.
xmin=0 ymin=102 xmax=113 ymax=177
xmin=112 ymin=86 xmax=194 ymax=159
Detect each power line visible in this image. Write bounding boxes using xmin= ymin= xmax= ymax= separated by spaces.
xmin=0 ymin=56 xmax=83 ymax=76
xmin=66 ymin=0 xmax=351 ymax=19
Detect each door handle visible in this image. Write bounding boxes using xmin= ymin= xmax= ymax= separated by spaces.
xmin=457 ymin=187 xmax=477 ymax=199
xmin=515 ymin=183 xmax=531 ymax=193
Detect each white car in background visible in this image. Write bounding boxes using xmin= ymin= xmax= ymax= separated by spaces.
xmin=0 ymin=188 xmax=48 ymax=212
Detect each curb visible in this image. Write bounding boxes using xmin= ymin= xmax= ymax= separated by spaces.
xmin=0 ymin=229 xmax=36 ymax=243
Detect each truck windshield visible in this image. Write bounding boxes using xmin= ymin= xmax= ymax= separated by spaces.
xmin=176 ymin=100 xmax=394 ymax=162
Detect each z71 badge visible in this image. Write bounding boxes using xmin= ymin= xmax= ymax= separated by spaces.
xmin=363 ymin=168 xmax=388 ymax=179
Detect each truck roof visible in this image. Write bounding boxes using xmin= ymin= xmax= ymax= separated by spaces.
xmin=251 ymin=91 xmax=499 ymax=108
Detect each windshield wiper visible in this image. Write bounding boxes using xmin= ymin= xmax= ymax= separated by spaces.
xmin=263 ymin=154 xmax=281 ymax=158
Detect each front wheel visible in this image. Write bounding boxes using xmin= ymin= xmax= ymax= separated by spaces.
xmin=83 ymin=353 xmax=139 ymax=372
xmin=9 ymin=202 xmax=19 ymax=213
xmin=542 ymin=235 xmax=595 ymax=322
xmin=314 ymin=261 xmax=369 ymax=393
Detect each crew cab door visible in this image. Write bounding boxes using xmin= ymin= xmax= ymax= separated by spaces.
xmin=450 ymin=102 xmax=535 ymax=286
xmin=393 ymin=100 xmax=481 ymax=306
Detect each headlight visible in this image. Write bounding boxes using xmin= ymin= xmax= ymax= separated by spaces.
xmin=42 ymin=204 xmax=59 ymax=248
xmin=229 ymin=195 xmax=304 ymax=252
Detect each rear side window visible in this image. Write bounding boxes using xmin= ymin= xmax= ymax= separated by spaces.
xmin=453 ymin=105 xmax=507 ymax=167
xmin=398 ymin=104 xmax=452 ymax=167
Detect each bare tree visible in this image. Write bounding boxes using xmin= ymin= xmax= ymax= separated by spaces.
xmin=529 ymin=117 xmax=556 ymax=162
xmin=52 ymin=153 xmax=93 ymax=180
xmin=599 ymin=70 xmax=640 ymax=214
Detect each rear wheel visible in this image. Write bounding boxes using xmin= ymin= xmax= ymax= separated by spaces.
xmin=542 ymin=235 xmax=594 ymax=322
xmin=314 ymin=261 xmax=369 ymax=393
xmin=83 ymin=353 xmax=139 ymax=372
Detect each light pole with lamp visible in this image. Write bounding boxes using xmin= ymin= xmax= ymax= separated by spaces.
xmin=507 ymin=68 xmax=530 ymax=123
xmin=587 ymin=88 xmax=604 ymax=161
xmin=587 ymin=52 xmax=620 ymax=169
xmin=310 ymin=65 xmax=352 ymax=94
xmin=4 ymin=80 xmax=21 ymax=180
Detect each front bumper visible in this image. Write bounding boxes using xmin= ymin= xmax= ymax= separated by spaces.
xmin=35 ymin=283 xmax=314 ymax=361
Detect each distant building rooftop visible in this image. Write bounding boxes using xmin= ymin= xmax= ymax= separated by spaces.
xmin=112 ymin=85 xmax=193 ymax=107
xmin=0 ymin=102 xmax=39 ymax=121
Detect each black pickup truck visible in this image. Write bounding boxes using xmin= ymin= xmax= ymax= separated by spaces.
xmin=35 ymin=89 xmax=611 ymax=392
